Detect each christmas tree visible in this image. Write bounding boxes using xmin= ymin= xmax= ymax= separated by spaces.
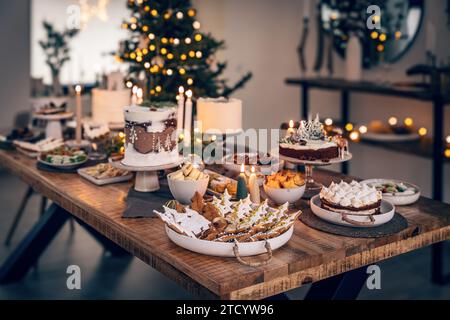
xmin=118 ymin=0 xmax=252 ymax=101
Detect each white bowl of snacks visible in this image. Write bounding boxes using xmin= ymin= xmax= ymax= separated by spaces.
xmin=263 ymin=170 xmax=305 ymax=205
xmin=361 ymin=179 xmax=421 ymax=206
xmin=168 ymin=163 xmax=209 ymax=204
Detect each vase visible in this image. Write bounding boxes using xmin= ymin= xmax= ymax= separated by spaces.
xmin=345 ymin=34 xmax=362 ymax=81
xmin=51 ymin=71 xmax=63 ymax=97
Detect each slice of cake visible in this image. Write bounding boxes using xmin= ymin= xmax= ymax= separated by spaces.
xmin=319 ymin=180 xmax=382 ymax=215
xmin=279 ymin=115 xmax=343 ymax=161
xmin=123 ymin=102 xmax=179 ymax=167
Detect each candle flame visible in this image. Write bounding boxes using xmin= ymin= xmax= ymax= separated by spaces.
xmin=186 ymin=89 xmax=193 ymax=98
xmin=178 ymin=86 xmax=185 ymax=94
xmin=75 ymin=85 xmax=82 ymax=94
xmin=251 ymin=166 xmax=255 ymax=173
xmin=92 ymin=143 xmax=97 ymax=151
xmin=240 ymin=163 xmax=245 ymax=173
xmin=289 ymin=120 xmax=294 ymax=129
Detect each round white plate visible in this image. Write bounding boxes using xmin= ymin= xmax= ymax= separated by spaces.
xmin=33 ymin=112 xmax=74 ymax=121
xmin=362 ymin=132 xmax=419 ymax=142
xmin=279 ymin=153 xmax=352 ymax=166
xmin=166 ymin=225 xmax=294 ymax=257
xmin=109 ymin=157 xmax=184 ymax=172
xmin=361 ymin=179 xmax=421 ymax=206
xmin=38 ymin=156 xmax=88 ymax=170
xmin=310 ymin=195 xmax=395 ymax=228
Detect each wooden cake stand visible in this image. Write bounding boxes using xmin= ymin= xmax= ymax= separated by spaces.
xmin=33 ymin=112 xmax=74 ymax=139
xmin=109 ymin=158 xmax=184 ymax=192
xmin=280 ymin=153 xmax=352 ymax=199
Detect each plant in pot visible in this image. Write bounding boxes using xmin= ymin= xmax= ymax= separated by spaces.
xmin=39 ymin=21 xmax=78 ymax=97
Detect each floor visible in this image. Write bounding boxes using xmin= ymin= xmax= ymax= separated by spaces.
xmin=0 ymin=170 xmax=449 ymax=300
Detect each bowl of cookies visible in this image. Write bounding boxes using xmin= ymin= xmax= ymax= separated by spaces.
xmin=263 ymin=170 xmax=305 ymax=205
xmin=168 ymin=163 xmax=209 ymax=204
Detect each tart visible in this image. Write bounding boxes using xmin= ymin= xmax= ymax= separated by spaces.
xmin=319 ymin=180 xmax=382 ymax=215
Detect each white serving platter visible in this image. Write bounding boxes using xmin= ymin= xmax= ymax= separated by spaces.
xmin=361 ymin=178 xmax=421 ymax=206
xmin=77 ymin=167 xmax=133 ymax=186
xmin=165 ymin=225 xmax=294 ymax=257
xmin=310 ymin=195 xmax=395 ymax=228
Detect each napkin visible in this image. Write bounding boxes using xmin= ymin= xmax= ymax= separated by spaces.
xmin=122 ymin=179 xmax=173 ymax=218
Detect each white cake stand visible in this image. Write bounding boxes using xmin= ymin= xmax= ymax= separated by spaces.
xmin=280 ymin=153 xmax=352 ymax=199
xmin=109 ymin=158 xmax=184 ymax=192
xmin=33 ymin=112 xmax=74 ymax=139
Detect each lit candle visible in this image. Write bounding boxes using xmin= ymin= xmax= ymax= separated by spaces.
xmin=136 ymin=88 xmax=143 ymax=104
xmin=131 ymin=86 xmax=138 ymax=105
xmin=248 ymin=166 xmax=260 ymax=204
xmin=287 ymin=120 xmax=295 ymax=136
xmin=177 ymin=86 xmax=185 ymax=132
xmin=75 ymin=85 xmax=82 ymax=144
xmin=236 ymin=164 xmax=248 ymax=200
xmin=183 ymin=89 xmax=193 ymax=147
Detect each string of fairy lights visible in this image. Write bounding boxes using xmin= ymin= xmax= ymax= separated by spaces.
xmin=119 ymin=0 xmax=204 ymax=98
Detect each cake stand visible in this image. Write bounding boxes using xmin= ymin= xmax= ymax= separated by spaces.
xmin=109 ymin=158 xmax=184 ymax=192
xmin=279 ymin=153 xmax=352 ymax=199
xmin=33 ymin=112 xmax=74 ymax=139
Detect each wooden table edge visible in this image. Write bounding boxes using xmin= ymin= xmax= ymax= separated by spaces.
xmin=222 ymin=226 xmax=450 ymax=299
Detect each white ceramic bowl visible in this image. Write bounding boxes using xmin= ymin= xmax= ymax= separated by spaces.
xmin=360 ymin=179 xmax=421 ymax=206
xmin=310 ymin=195 xmax=395 ymax=228
xmin=263 ymin=183 xmax=305 ymax=205
xmin=167 ymin=172 xmax=209 ymax=204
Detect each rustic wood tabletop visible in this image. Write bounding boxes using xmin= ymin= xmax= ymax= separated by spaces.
xmin=1 ymin=150 xmax=449 ymax=299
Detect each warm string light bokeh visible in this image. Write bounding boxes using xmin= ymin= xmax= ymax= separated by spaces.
xmin=284 ymin=116 xmax=449 ymax=148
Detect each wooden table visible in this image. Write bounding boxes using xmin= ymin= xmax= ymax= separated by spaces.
xmin=1 ymin=150 xmax=450 ymax=299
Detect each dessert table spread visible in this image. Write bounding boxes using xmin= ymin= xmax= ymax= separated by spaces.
xmin=1 ymin=149 xmax=450 ymax=300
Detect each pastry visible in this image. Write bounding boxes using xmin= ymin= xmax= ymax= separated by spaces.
xmin=265 ymin=171 xmax=305 ymax=189
xmin=170 ymin=163 xmax=208 ymax=181
xmin=154 ymin=190 xmax=301 ymax=242
xmin=279 ymin=115 xmax=343 ymax=161
xmin=83 ymin=163 xmax=129 ymax=180
xmin=319 ymin=180 xmax=382 ymax=215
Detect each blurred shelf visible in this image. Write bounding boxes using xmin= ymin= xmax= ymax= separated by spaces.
xmin=286 ymin=77 xmax=450 ymax=104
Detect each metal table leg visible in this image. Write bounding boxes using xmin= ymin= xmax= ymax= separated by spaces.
xmin=304 ymin=267 xmax=367 ymax=300
xmin=0 ymin=203 xmax=70 ymax=283
xmin=4 ymin=186 xmax=35 ymax=246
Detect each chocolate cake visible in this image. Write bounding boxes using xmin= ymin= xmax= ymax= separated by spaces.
xmin=279 ymin=115 xmax=344 ymax=161
xmin=122 ymin=103 xmax=179 ymax=167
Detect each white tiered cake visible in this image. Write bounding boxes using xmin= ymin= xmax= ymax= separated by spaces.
xmin=123 ymin=103 xmax=179 ymax=167
xmin=196 ymin=97 xmax=242 ymax=134
xmin=91 ymin=89 xmax=131 ymax=126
